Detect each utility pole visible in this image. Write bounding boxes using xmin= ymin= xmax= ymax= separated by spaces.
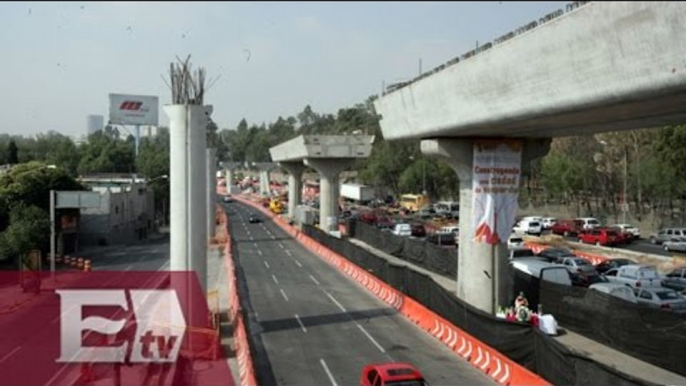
xmin=422 ymin=157 xmax=427 ymax=196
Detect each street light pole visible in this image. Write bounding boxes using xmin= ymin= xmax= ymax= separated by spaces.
xmin=422 ymin=157 xmax=426 ymax=196
xmin=623 ymin=147 xmax=628 ymax=224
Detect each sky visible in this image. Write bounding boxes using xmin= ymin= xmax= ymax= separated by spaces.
xmin=0 ymin=1 xmax=566 ymax=137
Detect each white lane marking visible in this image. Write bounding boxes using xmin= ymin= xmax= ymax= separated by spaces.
xmin=278 ymin=243 xmax=285 ymax=249
xmin=271 ymin=235 xmax=276 ymax=240
xmin=309 ymin=275 xmax=320 ymax=286
xmin=124 ymin=265 xmax=132 ymax=271
xmin=0 ymin=346 xmax=21 ymax=363
xmin=355 ymin=323 xmax=386 ymax=353
xmin=320 ymin=359 xmax=338 ymax=386
xmin=264 ymin=261 xmax=270 ymax=269
xmin=272 ymin=274 xmax=279 ymax=285
xmin=279 ymin=288 xmax=289 ymax=302
xmin=253 ymin=243 xmax=258 ymax=248
xmin=250 ymin=236 xmax=254 ymax=241
xmin=294 ymin=314 xmax=307 ymax=333
xmin=158 ymin=261 xmax=170 ymax=271
xmin=285 ymin=250 xmax=292 ymax=257
xmin=257 ymin=250 xmax=263 ymax=256
xmin=294 ymin=260 xmax=303 ymax=268
xmin=325 ymin=292 xmax=347 ymax=313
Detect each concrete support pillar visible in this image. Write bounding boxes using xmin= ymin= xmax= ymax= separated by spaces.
xmin=206 ymin=148 xmax=217 ymax=241
xmin=253 ymin=163 xmax=277 ymax=197
xmin=163 ymin=104 xmax=211 ymax=293
xmin=304 ymin=159 xmax=353 ymax=232
xmin=278 ymin=162 xmax=305 ymax=219
xmin=223 ymin=162 xmax=241 ymax=191
xmin=421 ymin=137 xmax=550 ymax=314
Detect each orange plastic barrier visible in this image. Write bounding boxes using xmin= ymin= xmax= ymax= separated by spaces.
xmin=235 ymin=195 xmax=549 ymax=386
xmin=525 ymin=241 xmax=610 ymax=266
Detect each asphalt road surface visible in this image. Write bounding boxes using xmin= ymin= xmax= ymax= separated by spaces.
xmin=225 ymin=201 xmax=494 ymax=386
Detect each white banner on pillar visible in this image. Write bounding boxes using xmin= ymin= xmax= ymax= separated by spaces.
xmin=472 ymin=140 xmax=522 ymax=244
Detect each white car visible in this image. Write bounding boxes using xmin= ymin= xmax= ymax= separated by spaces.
xmin=589 ymin=283 xmax=638 ymax=303
xmin=392 ymin=223 xmax=412 ymax=237
xmin=611 ymin=224 xmax=640 ymax=239
xmin=541 ymin=217 xmax=557 ymax=230
xmin=438 ymin=226 xmax=460 ymax=236
xmin=508 ymin=234 xmax=525 ymax=249
xmin=604 ymin=265 xmax=661 ymax=289
xmin=513 ymin=219 xmax=542 ymax=236
xmin=575 ymin=217 xmax=600 ymax=230
xmin=663 ymin=239 xmax=686 ymax=252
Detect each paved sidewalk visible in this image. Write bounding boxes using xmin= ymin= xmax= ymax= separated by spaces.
xmin=350 ymin=237 xmax=686 ymax=386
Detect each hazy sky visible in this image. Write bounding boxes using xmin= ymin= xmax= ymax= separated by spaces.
xmin=1 ymin=1 xmax=565 ymax=137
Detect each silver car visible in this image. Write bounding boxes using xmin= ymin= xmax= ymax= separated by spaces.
xmin=649 ymin=228 xmax=686 ymax=245
xmin=662 ymin=267 xmax=686 ymax=291
xmin=560 ymin=257 xmax=596 ymax=275
xmin=635 ymin=288 xmax=686 ymax=313
xmin=663 ymin=240 xmax=686 ymax=253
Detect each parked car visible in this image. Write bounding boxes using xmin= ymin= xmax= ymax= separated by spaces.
xmin=604 ymin=265 xmax=661 ymax=289
xmin=559 ymin=256 xmax=596 ymax=276
xmin=541 ymin=217 xmax=557 ymax=230
xmin=608 ymin=227 xmax=634 ymax=245
xmin=417 ymin=207 xmax=436 ymax=219
xmin=392 ymin=223 xmax=412 ymax=237
xmin=507 ymin=234 xmax=525 ymax=249
xmin=595 ymin=258 xmax=637 ymax=275
xmin=649 ymin=228 xmax=686 ymax=245
xmin=662 ymin=267 xmax=686 ymax=291
xmin=223 ymin=194 xmax=234 ymax=203
xmin=511 ymin=258 xmax=572 ymax=286
xmin=359 ymin=212 xmax=379 ymax=225
xmin=611 ymin=224 xmax=640 ymax=240
xmin=572 ymin=272 xmax=609 ymax=288
xmin=376 ymin=217 xmax=395 ymax=230
xmin=513 ymin=219 xmax=542 ymax=236
xmin=635 ymin=288 xmax=686 ymax=313
xmin=410 ymin=223 xmax=426 ymax=238
xmin=550 ymin=219 xmax=583 ymax=237
xmin=509 ymin=247 xmax=537 ymax=259
xmin=360 ymin=363 xmax=427 ymax=386
xmin=663 ymin=239 xmax=686 ymax=253
xmin=438 ymin=226 xmax=459 ymax=236
xmin=589 ymin=283 xmax=638 ymax=303
xmin=537 ymin=247 xmax=576 ymax=263
xmin=578 ymin=228 xmax=620 ymax=246
xmin=575 ymin=217 xmax=601 ymax=230
xmin=426 ymin=232 xmax=456 ymax=247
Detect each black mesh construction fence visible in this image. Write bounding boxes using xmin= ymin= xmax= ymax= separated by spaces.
xmin=353 ymin=220 xmax=457 ymax=278
xmin=540 ymin=280 xmax=686 ymax=377
xmin=302 ymin=224 xmax=657 ymax=386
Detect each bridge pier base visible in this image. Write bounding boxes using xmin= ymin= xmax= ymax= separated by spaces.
xmin=278 ymin=162 xmax=305 ymax=220
xmin=304 ymin=159 xmax=354 ymax=233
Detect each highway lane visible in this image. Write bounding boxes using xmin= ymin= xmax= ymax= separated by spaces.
xmin=226 ymin=201 xmax=494 ymax=386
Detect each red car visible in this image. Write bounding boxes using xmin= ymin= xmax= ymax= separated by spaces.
xmin=609 ymin=227 xmax=634 ymax=244
xmin=578 ymin=228 xmax=620 ymax=246
xmin=551 ymin=219 xmax=583 ymax=237
xmin=360 ymin=363 xmax=427 ymax=386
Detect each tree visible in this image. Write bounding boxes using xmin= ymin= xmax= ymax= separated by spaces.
xmin=0 ymin=204 xmax=50 ymax=264
xmin=7 ymin=140 xmax=18 ymax=165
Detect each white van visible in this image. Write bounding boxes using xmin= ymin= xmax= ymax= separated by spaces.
xmin=589 ymin=283 xmax=638 ymax=303
xmin=511 ymin=258 xmax=572 ymax=286
xmin=438 ymin=226 xmax=460 ymax=236
xmin=575 ymin=217 xmax=600 ymax=230
xmin=513 ymin=219 xmax=542 ymax=236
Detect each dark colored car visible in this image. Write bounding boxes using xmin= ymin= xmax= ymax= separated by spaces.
xmin=571 ymin=272 xmax=609 ymax=287
xmin=595 ymin=258 xmax=637 ymax=274
xmin=376 ymin=217 xmax=395 ymax=230
xmin=662 ymin=267 xmax=686 ymax=291
xmin=538 ymin=247 xmax=576 ymax=263
xmin=426 ymin=233 xmax=456 ymax=247
xmin=359 ymin=212 xmax=379 ymax=225
xmin=248 ymin=214 xmax=261 ymax=223
xmin=410 ymin=223 xmax=426 ymax=238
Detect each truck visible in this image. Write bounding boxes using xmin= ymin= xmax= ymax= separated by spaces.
xmin=340 ymin=183 xmax=374 ymax=203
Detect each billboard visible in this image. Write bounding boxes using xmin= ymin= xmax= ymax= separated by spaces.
xmin=108 ymin=93 xmax=159 ymax=126
xmin=472 ymin=140 xmax=523 ymax=244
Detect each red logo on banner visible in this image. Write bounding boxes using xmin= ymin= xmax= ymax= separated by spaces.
xmin=119 ymin=101 xmax=143 ymax=111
